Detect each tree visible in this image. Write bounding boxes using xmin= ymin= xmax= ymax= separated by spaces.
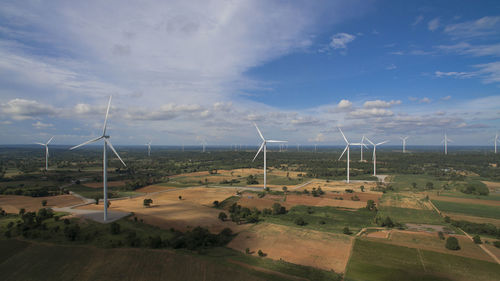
xmin=366 ymin=200 xmax=376 ymax=211
xmin=19 ymin=208 xmax=26 ymax=215
xmin=343 ymin=227 xmax=352 ymax=235
xmin=143 ymin=198 xmax=153 ymax=207
xmin=213 ymin=200 xmax=219 ymax=207
xmin=178 ymin=195 xmax=182 ymax=200
xmin=272 ymin=203 xmax=286 ymax=215
xmin=258 ymin=250 xmax=266 ymax=257
xmin=426 ymin=182 xmax=434 ymax=190
xmin=282 ymin=186 xmax=288 ymax=193
xmin=94 ymin=196 xmax=100 ymax=205
xmin=245 ymin=248 xmax=250 ymax=254
xmin=445 ymin=236 xmax=460 ymax=250
xmin=411 ymin=182 xmax=417 ymax=189
xmin=381 ymin=216 xmax=394 ymax=228
xmin=246 ymin=175 xmax=259 ymax=185
xmin=438 ymin=231 xmax=445 ymax=240
xmin=218 ymin=212 xmax=227 ymax=221
xmin=444 ymin=216 xmax=451 ymax=223
xmin=473 ymin=235 xmax=482 ymax=244
xmin=360 ymin=185 xmax=365 ymax=192
xmin=41 ymin=200 xmax=47 ymax=206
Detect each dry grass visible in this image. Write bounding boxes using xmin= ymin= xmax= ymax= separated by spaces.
xmin=136 ymin=185 xmax=177 ymax=193
xmin=442 ymin=212 xmax=500 ymax=227
xmin=228 ymin=223 xmax=353 ymax=273
xmin=0 ymin=195 xmax=84 ymax=213
xmin=380 ymin=193 xmax=433 ymax=210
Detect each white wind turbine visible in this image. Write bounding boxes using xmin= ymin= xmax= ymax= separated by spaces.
xmin=494 ymin=133 xmax=499 ymax=154
xmin=364 ymin=137 xmax=388 ymax=176
xmin=338 ymin=128 xmax=364 ymax=183
xmin=359 ymin=136 xmax=368 ymax=162
xmin=252 ymin=123 xmax=287 ymax=190
xmin=70 ymin=96 xmax=126 ymax=222
xmin=400 ymin=136 xmax=409 ymax=153
xmin=442 ymin=133 xmax=453 ymax=155
xmin=35 ymin=136 xmax=54 ymax=171
xmin=146 ymin=140 xmax=152 ymax=157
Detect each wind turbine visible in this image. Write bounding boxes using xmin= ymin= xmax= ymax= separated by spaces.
xmin=146 ymin=140 xmax=151 ymax=157
xmin=359 ymin=136 xmax=368 ymax=162
xmin=400 ymin=136 xmax=409 ymax=153
xmin=494 ymin=133 xmax=499 ymax=154
xmin=338 ymin=128 xmax=364 ymax=183
xmin=252 ymin=123 xmax=287 ymax=190
xmin=364 ymin=137 xmax=388 ymax=176
xmin=35 ymin=136 xmax=54 ymax=171
xmin=70 ymin=96 xmax=126 ymax=222
xmin=441 ymin=133 xmax=453 ymax=155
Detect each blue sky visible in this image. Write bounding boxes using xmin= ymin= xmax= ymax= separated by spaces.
xmin=0 ymin=0 xmax=499 ymax=146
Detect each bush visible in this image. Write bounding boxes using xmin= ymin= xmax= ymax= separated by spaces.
xmin=444 ymin=216 xmax=451 ymax=223
xmin=143 ymin=198 xmax=153 ymax=207
xmin=272 ymin=203 xmax=286 ymax=215
xmin=213 ymin=200 xmax=219 ymax=207
xmin=343 ymin=227 xmax=352 ymax=235
xmin=41 ymin=200 xmax=47 ymax=206
xmin=245 ymin=248 xmax=250 ymax=254
xmin=258 ymin=249 xmax=267 ymax=257
xmin=462 ymin=183 xmax=489 ymax=196
xmin=445 ymin=236 xmax=460 ymax=250
xmin=473 ymin=235 xmax=482 ymax=244
xmin=294 ymin=217 xmax=306 ymax=226
xmin=110 ymin=222 xmax=121 ymax=235
xmin=366 ymin=200 xmax=376 ymax=211
xmin=218 ymin=212 xmax=227 ymax=221
xmin=494 ymin=241 xmax=500 ymax=248
xmin=438 ymin=231 xmax=445 ymax=240
xmin=246 ymin=175 xmax=259 ymax=185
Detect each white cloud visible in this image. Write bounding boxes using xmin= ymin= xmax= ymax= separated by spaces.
xmin=0 ymin=98 xmax=57 ymax=120
xmin=444 ymin=16 xmax=500 ymax=39
xmin=290 ymin=116 xmax=320 ymax=126
xmin=437 ymin=42 xmax=500 ymax=57
xmin=386 ymin=64 xmax=397 ymax=70
xmin=474 ymin=61 xmax=500 ymax=84
xmin=435 ymin=71 xmax=475 ymax=79
xmin=32 ymin=121 xmax=54 ymax=129
xmin=348 ymin=108 xmax=393 ymax=118
xmin=441 ymin=95 xmax=452 ymax=101
xmin=309 ymin=133 xmax=325 ymax=142
xmin=428 ymin=18 xmax=440 ymax=31
xmin=336 ymin=99 xmax=353 ymax=111
xmin=412 ymin=15 xmax=424 ymax=26
xmin=420 ymin=97 xmax=431 ymax=103
xmin=363 ymin=100 xmax=401 ymax=108
xmin=329 ymin=33 xmax=356 ymax=49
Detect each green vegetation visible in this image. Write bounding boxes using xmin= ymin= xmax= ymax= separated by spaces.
xmin=445 ymin=236 xmax=460 ymax=250
xmin=263 ymin=205 xmax=376 ymax=234
xmin=437 ymin=190 xmax=500 ymax=201
xmin=450 ymin=219 xmax=499 ymax=238
xmin=345 ymin=239 xmax=500 ymax=281
xmin=377 ymin=206 xmax=443 ymax=224
xmin=432 ymin=200 xmax=500 ymax=219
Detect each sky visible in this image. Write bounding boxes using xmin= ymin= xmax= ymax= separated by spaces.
xmin=0 ymin=0 xmax=499 ymax=146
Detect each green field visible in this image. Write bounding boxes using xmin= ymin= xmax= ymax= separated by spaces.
xmin=437 ymin=190 xmax=500 ymax=201
xmin=390 ymin=174 xmax=451 ymax=191
xmin=345 ymin=239 xmax=500 ymax=281
xmin=431 ymin=200 xmax=500 ymax=219
xmin=377 ymin=206 xmax=444 ymax=225
xmin=66 ymin=184 xmax=142 ymax=199
xmin=263 ymin=205 xmax=376 ymax=234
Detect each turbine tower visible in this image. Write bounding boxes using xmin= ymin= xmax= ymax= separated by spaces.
xmin=70 ymin=96 xmax=126 ymax=222
xmin=494 ymin=133 xmax=499 ymax=154
xmin=360 ymin=136 xmax=368 ymax=162
xmin=146 ymin=140 xmax=151 ymax=157
xmin=365 ymin=137 xmax=388 ymax=176
xmin=35 ymin=136 xmax=54 ymax=171
xmin=400 ymin=136 xmax=409 ymax=153
xmin=338 ymin=128 xmax=363 ymax=183
xmin=252 ymin=123 xmax=287 ymax=190
xmin=441 ymin=133 xmax=453 ymax=155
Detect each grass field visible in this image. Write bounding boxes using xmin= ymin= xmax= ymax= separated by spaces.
xmin=377 ymin=206 xmax=444 ymax=225
xmin=345 ymin=239 xmax=500 ymax=281
xmin=391 ymin=174 xmax=450 ymax=191
xmin=436 ymin=190 xmax=500 ymax=201
xmin=0 ymin=239 xmax=340 ymax=281
xmin=431 ymin=200 xmax=500 ymax=219
xmin=67 ymin=184 xmax=143 ymax=199
xmin=263 ymin=205 xmax=376 ymax=234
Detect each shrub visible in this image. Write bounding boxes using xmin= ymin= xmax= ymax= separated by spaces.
xmin=246 ymin=175 xmax=259 ymax=185
xmin=445 ymin=236 xmax=460 ymax=250
xmin=110 ymin=222 xmax=121 ymax=235
xmin=493 ymin=241 xmax=500 ymax=248
xmin=473 ymin=235 xmax=482 ymax=244
xmin=444 ymin=216 xmax=451 ymax=223
xmin=438 ymin=231 xmax=445 ymax=240
xmin=41 ymin=200 xmax=47 ymax=206
xmin=213 ymin=200 xmax=219 ymax=207
xmin=366 ymin=200 xmax=376 ymax=211
xmin=178 ymin=196 xmax=182 ymax=200
xmin=218 ymin=212 xmax=227 ymax=221
xmin=343 ymin=227 xmax=352 ymax=235
xmin=294 ymin=217 xmax=306 ymax=226
xmin=245 ymin=248 xmax=250 ymax=254
xmin=272 ymin=203 xmax=286 ymax=215
xmin=143 ymin=198 xmax=153 ymax=207
xmin=319 ymin=220 xmax=326 ymax=225
xmin=258 ymin=249 xmax=266 ymax=257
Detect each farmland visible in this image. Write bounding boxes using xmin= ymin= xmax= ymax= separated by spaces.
xmin=431 ymin=200 xmax=500 ymax=220
xmin=377 ymin=206 xmax=444 ymax=225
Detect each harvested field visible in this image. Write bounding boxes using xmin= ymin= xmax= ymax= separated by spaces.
xmin=228 ymin=223 xmax=353 ymax=272
xmin=0 ymin=195 xmax=84 ymax=213
xmin=442 ymin=212 xmax=500 ymax=227
xmin=365 ymin=230 xmax=494 ymax=262
xmin=293 ymin=180 xmax=378 ymax=193
xmin=83 ymin=181 xmax=127 ymax=188
xmin=379 ymin=192 xmax=433 ymax=210
xmin=136 ymin=185 xmax=177 ymax=193
xmin=483 ymin=244 xmax=500 ymax=261
xmin=429 ymin=194 xmax=500 ymax=207
xmin=482 ymin=181 xmax=500 ymax=191
xmin=323 ymin=192 xmax=381 ymax=202
xmin=366 ymin=230 xmax=390 ymax=238
xmin=238 ymin=193 xmax=366 ymax=209
xmin=76 ymin=187 xmax=248 ymax=233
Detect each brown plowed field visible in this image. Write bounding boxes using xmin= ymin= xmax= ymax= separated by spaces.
xmin=228 ymin=223 xmax=353 ymax=272
xmin=76 ymin=187 xmax=248 ymax=233
xmin=429 ymin=195 xmax=500 ymax=207
xmin=0 ymin=195 xmax=84 ymax=213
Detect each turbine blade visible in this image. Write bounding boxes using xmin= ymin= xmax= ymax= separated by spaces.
xmin=338 ymin=127 xmax=348 ymax=144
xmin=252 ymin=142 xmax=265 ymax=162
xmin=103 ymin=95 xmax=112 ymax=135
xmin=338 ymin=145 xmax=348 ymax=160
xmin=70 ymin=136 xmax=103 ymax=150
xmin=377 ymin=140 xmax=389 ymax=145
xmin=105 ymin=139 xmax=127 ymax=167
xmin=364 ymin=137 xmax=375 ymax=146
xmin=35 ymin=142 xmax=45 ymax=146
xmin=267 ymin=140 xmax=287 ymax=143
xmin=46 ymin=136 xmax=54 ymax=145
xmin=253 ymin=123 xmax=265 ymax=141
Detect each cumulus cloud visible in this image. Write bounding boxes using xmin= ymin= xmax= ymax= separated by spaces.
xmin=348 ymin=108 xmax=393 ymax=118
xmin=309 ymin=133 xmax=325 ymax=142
xmin=0 ymin=98 xmax=57 ymax=120
xmin=125 ymin=103 xmax=205 ymax=121
xmin=329 ymin=33 xmax=356 ymax=49
xmin=32 ymin=121 xmax=54 ymax=129
xmin=290 ymin=116 xmax=320 ymax=126
xmin=435 ymin=71 xmax=476 ymax=79
xmin=441 ymin=95 xmax=452 ymax=101
xmin=420 ymin=97 xmax=431 ymax=103
xmin=428 ymin=18 xmax=440 ymax=31
xmin=412 ymin=15 xmax=424 ymax=26
xmin=336 ymin=99 xmax=353 ymax=111
xmin=474 ymin=61 xmax=500 ymax=83
xmin=363 ymin=100 xmax=401 ymax=109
